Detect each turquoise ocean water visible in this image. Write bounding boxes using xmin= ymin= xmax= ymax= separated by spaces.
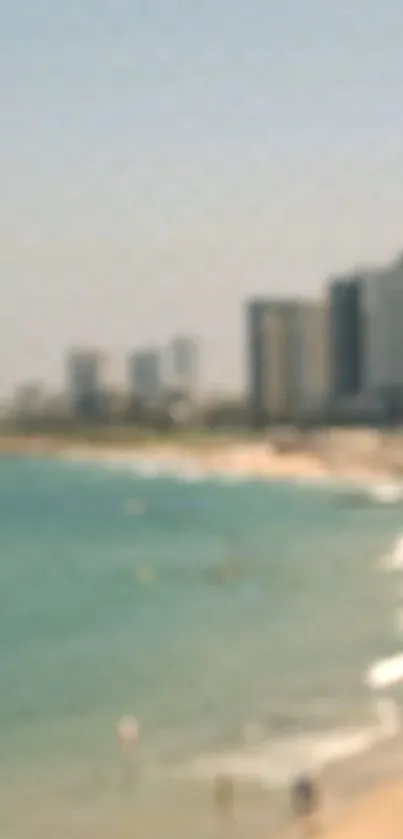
xmin=1 ymin=455 xmax=403 ymax=838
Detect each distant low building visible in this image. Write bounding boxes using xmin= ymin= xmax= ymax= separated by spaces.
xmin=13 ymin=382 xmax=46 ymax=418
xmin=201 ymin=395 xmax=247 ymax=428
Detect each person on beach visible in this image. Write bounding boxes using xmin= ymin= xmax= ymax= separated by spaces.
xmin=116 ymin=715 xmax=140 ymax=793
xmin=213 ymin=773 xmax=235 ymax=833
xmin=290 ymin=772 xmax=321 ymax=836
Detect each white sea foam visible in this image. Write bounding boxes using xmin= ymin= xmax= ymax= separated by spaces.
xmin=128 ymin=459 xmax=164 ymax=478
xmin=64 ymin=451 xmax=253 ymax=485
xmin=335 ymin=478 xmax=403 ymax=508
xmin=368 ymin=483 xmax=403 ymax=505
xmin=366 ymin=654 xmax=403 ymax=689
xmin=184 ymin=699 xmax=399 ymax=788
xmin=381 ymin=534 xmax=403 ymax=571
xmin=174 ymin=466 xmax=206 ymax=483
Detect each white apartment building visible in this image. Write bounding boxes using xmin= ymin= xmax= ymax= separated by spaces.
xmin=247 ymin=298 xmax=328 ymax=425
xmin=295 ymin=303 xmax=329 ymax=416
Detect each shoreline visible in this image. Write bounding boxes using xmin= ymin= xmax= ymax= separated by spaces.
xmin=0 ymin=432 xmax=397 ymax=485
xmin=1 ymin=434 xmax=403 ymax=836
xmin=3 ymin=437 xmax=403 ymax=835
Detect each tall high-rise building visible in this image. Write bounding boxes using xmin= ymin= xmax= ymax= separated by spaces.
xmin=168 ymin=336 xmax=199 ymax=396
xmin=127 ymin=349 xmax=162 ymax=406
xmin=361 ymin=255 xmax=403 ymax=414
xmin=247 ymin=299 xmax=278 ymax=427
xmin=66 ymin=349 xmax=107 ymax=420
xmin=296 ymin=302 xmax=329 ymax=417
xmin=246 ymin=298 xmax=327 ymax=426
xmin=328 ymin=277 xmax=364 ymax=402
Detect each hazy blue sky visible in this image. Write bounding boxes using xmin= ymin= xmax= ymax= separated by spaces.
xmin=1 ymin=0 xmax=403 ymax=393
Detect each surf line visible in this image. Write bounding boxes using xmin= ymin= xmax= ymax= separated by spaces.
xmin=365 ymin=654 xmax=402 ymax=748
xmin=367 ymin=654 xmax=403 ymax=691
xmin=365 ymin=530 xmax=403 ymax=745
xmin=381 ymin=533 xmax=403 ymax=571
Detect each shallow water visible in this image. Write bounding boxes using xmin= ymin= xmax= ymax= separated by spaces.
xmin=0 ymin=456 xmax=401 ymax=837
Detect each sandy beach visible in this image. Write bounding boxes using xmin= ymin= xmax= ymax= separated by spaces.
xmin=0 ymin=428 xmax=400 ymax=484
xmin=319 ymin=779 xmax=403 ymax=839
xmin=63 ymin=440 xmax=332 ymax=480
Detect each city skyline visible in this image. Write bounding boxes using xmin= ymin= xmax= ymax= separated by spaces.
xmin=1 ymin=0 xmax=403 ymax=395
xmin=14 ymin=334 xmax=202 ymax=400
xmin=9 ymin=247 xmax=403 ymax=428
xmin=8 ymin=244 xmax=403 ymax=407
xmin=7 ymin=244 xmax=403 ymax=403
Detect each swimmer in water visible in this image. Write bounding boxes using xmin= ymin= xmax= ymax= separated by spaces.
xmin=135 ymin=566 xmax=156 ymax=585
xmin=206 ymin=558 xmax=248 ymax=585
xmin=290 ymin=773 xmax=321 ymax=837
xmin=125 ymin=499 xmax=146 ymax=516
